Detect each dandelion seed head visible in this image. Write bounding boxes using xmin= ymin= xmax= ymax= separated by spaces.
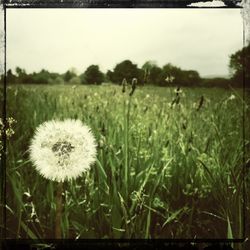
xmin=29 ymin=119 xmax=97 ymax=182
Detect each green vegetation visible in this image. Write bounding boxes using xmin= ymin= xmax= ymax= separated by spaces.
xmin=3 ymin=84 xmax=250 ymax=239
xmin=2 ymin=42 xmax=249 ymax=88
xmin=229 ymin=42 xmax=250 ymax=88
xmin=83 ymin=65 xmax=104 ymax=85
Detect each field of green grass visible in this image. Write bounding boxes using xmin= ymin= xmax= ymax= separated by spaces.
xmin=3 ymin=84 xmax=250 ymax=240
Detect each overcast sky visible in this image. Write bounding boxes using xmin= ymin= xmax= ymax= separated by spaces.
xmin=7 ymin=9 xmax=243 ymax=77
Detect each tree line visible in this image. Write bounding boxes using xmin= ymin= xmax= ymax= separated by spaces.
xmin=1 ymin=43 xmax=249 ymax=88
xmin=2 ymin=61 xmax=202 ymax=87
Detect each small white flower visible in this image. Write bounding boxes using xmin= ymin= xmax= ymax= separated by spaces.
xmin=228 ymin=94 xmax=236 ymax=100
xmin=29 ymin=119 xmax=97 ymax=182
xmin=174 ymin=88 xmax=182 ymax=94
xmin=165 ymin=76 xmax=175 ymax=83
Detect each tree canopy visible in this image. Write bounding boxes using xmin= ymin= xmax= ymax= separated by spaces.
xmin=83 ymin=65 xmax=104 ymax=85
xmin=229 ymin=43 xmax=250 ymax=88
xmin=107 ymin=60 xmax=143 ymax=84
xmin=4 ymin=52 xmax=246 ymax=88
xmin=64 ymin=70 xmax=77 ymax=82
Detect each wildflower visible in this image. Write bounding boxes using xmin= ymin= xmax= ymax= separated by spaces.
xmin=29 ymin=119 xmax=97 ymax=182
xmin=153 ymin=197 xmax=164 ymax=208
xmin=165 ymin=76 xmax=175 ymax=83
xmin=174 ymin=87 xmax=182 ymax=95
xmin=0 ymin=117 xmax=16 ymax=159
xmin=98 ymin=135 xmax=106 ymax=149
xmin=228 ymin=94 xmax=236 ymax=100
xmin=6 ymin=128 xmax=15 ymax=137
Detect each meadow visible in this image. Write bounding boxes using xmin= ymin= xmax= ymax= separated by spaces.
xmin=3 ymin=83 xmax=250 ymax=240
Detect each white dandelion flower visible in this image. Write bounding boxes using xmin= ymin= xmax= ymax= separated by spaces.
xmin=29 ymin=119 xmax=97 ymax=182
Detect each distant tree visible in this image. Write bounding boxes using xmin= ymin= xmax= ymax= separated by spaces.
xmin=6 ymin=69 xmax=16 ymax=84
xmin=111 ymin=60 xmax=141 ymax=84
xmin=148 ymin=65 xmax=162 ymax=85
xmin=33 ymin=69 xmax=51 ymax=84
xmin=49 ymin=76 xmax=64 ymax=85
xmin=160 ymin=63 xmax=183 ymax=86
xmin=49 ymin=72 xmax=61 ymax=81
xmin=142 ymin=60 xmax=158 ymax=84
xmin=83 ymin=65 xmax=104 ymax=85
xmin=15 ymin=67 xmax=34 ymax=84
xmin=181 ymin=70 xmax=202 ymax=86
xmin=13 ymin=67 xmax=63 ymax=84
xmin=15 ymin=67 xmax=25 ymax=83
xmin=64 ymin=70 xmax=77 ymax=82
xmin=229 ymin=43 xmax=250 ymax=88
xmin=200 ymin=77 xmax=231 ymax=88
xmin=69 ymin=76 xmax=81 ymax=85
xmin=106 ymin=70 xmax=115 ymax=83
xmin=15 ymin=67 xmax=26 ymax=77
xmin=79 ymin=73 xmax=86 ymax=84
xmin=137 ymin=69 xmax=145 ymax=85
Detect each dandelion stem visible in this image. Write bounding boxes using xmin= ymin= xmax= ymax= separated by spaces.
xmin=16 ymin=206 xmax=22 ymax=238
xmin=55 ymin=181 xmax=63 ymax=239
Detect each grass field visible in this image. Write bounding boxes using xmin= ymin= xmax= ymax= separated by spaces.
xmin=3 ymin=84 xmax=250 ymax=240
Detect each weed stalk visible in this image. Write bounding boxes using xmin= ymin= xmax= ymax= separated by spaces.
xmin=55 ymin=182 xmax=63 ymax=239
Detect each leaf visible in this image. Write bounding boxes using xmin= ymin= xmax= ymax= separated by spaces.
xmin=162 ymin=208 xmax=186 ymax=228
xmin=20 ymin=221 xmax=37 ymax=239
xmin=112 ymin=227 xmax=125 ymax=232
xmin=227 ymin=216 xmax=233 ymax=239
xmin=95 ymin=159 xmax=109 ymax=193
xmin=95 ymin=159 xmax=107 ymax=179
xmin=118 ymin=192 xmax=129 ymax=224
xmin=198 ymin=159 xmax=214 ymax=182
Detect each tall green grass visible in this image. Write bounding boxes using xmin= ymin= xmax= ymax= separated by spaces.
xmin=2 ymin=84 xmax=249 ymax=240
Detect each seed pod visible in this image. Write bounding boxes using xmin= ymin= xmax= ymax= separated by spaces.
xmin=121 ymin=78 xmax=127 ymax=93
xmin=129 ymin=78 xmax=137 ymax=96
xmin=197 ymin=95 xmax=204 ymax=111
xmin=23 ymin=192 xmax=33 ymax=203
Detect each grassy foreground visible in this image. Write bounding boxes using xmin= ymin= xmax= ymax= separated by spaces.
xmin=3 ymin=84 xmax=250 ymax=240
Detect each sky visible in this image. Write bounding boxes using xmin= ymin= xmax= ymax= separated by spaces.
xmin=6 ymin=9 xmax=243 ymax=77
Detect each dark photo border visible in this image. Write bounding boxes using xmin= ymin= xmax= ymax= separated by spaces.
xmin=0 ymin=0 xmax=249 ymax=249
